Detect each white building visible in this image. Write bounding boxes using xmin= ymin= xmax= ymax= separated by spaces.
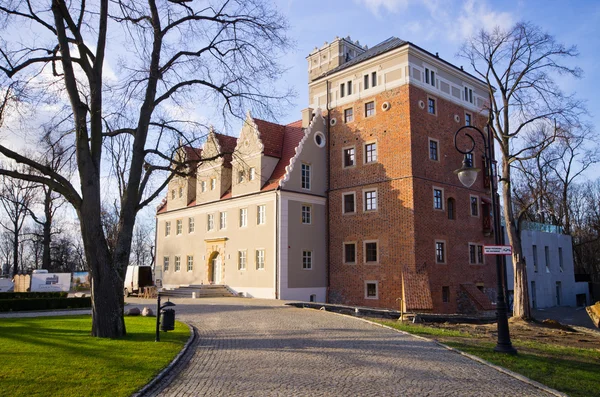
xmin=505 ymin=222 xmax=589 ymax=309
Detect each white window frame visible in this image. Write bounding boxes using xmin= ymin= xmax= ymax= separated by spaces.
xmin=239 ymin=208 xmax=248 ymax=228
xmin=302 ymin=250 xmax=313 ymax=270
xmin=257 ymin=205 xmax=266 ymax=225
xmin=301 ymin=163 xmax=311 ymax=190
xmin=249 ymin=167 xmax=256 ymax=181
xmin=238 ymin=250 xmax=247 ymax=270
xmin=343 ymin=192 xmax=356 ymax=214
xmin=365 ymin=280 xmax=379 ymax=300
xmin=165 ymin=221 xmax=171 ymax=236
xmin=256 ymin=249 xmax=265 ymax=270
xmin=201 ymin=180 xmax=206 ymax=192
xmin=363 ymin=189 xmax=378 ymax=212
xmin=207 ymin=214 xmax=214 ymax=231
xmin=302 ymin=204 xmax=312 ymax=225
xmin=163 ymin=256 xmax=170 ymax=271
xmin=174 ymin=256 xmax=181 ymax=272
xmin=465 ymin=112 xmax=472 ymax=126
xmin=176 ymin=219 xmax=182 ymax=235
xmin=187 ymin=255 xmax=193 ymax=272
xmin=210 ymin=178 xmax=216 ymax=190
xmin=188 ymin=217 xmax=195 ymax=233
xmin=365 ymin=101 xmax=375 ymax=117
xmin=178 ymin=186 xmax=183 ymax=198
xmin=220 ymin=211 xmax=227 ymax=230
xmin=344 ymin=107 xmax=354 ymax=123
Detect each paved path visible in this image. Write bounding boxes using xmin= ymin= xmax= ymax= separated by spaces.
xmin=132 ymin=297 xmax=554 ymax=397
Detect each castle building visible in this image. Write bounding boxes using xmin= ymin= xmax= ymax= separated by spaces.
xmin=155 ymin=36 xmax=498 ymax=314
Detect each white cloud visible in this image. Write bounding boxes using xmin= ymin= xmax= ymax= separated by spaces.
xmin=354 ymin=0 xmax=411 ymax=16
xmin=455 ymin=0 xmax=514 ymax=41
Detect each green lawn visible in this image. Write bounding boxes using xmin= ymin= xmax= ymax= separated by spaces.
xmin=0 ymin=315 xmax=190 ymax=397
xmin=378 ymin=321 xmax=600 ymax=397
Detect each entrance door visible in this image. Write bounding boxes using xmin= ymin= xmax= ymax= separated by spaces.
xmin=211 ymin=254 xmax=221 ymax=284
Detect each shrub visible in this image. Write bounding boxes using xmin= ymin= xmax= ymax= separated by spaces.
xmin=0 ymin=292 xmax=68 ymax=300
xmin=0 ymin=297 xmax=91 ymax=312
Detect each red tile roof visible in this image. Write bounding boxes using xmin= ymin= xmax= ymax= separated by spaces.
xmin=253 ymin=118 xmax=286 ymax=158
xmin=261 ymin=120 xmax=304 ymax=191
xmin=183 ymin=146 xmax=202 ymax=162
xmin=214 ymin=133 xmax=238 ymax=167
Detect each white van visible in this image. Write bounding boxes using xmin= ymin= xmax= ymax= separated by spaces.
xmin=123 ymin=265 xmax=154 ymax=296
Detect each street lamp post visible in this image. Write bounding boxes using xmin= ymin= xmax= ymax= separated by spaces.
xmin=453 ymin=125 xmax=517 ymax=354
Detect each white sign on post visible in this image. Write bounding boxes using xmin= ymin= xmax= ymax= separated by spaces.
xmin=483 ymin=245 xmax=513 ymax=255
xmin=30 ymin=273 xmax=71 ymax=292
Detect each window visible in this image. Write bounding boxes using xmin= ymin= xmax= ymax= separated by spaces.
xmin=347 ymin=80 xmax=352 ymax=95
xmin=531 ymin=281 xmax=537 ymax=309
xmin=340 ymin=82 xmax=345 ymax=98
xmin=165 ymin=221 xmax=171 ymax=236
xmin=171 ymin=190 xmax=175 ymax=200
xmin=238 ymin=251 xmax=247 ymax=270
xmin=257 ymin=205 xmax=266 ymax=225
xmin=558 ymin=247 xmax=563 ymax=272
xmin=442 ymin=286 xmax=450 ymax=303
xmin=302 ymin=250 xmax=312 ymax=270
xmin=427 ymin=98 xmax=436 ymax=114
xmin=207 ymin=214 xmax=214 ymax=231
xmin=239 ymin=208 xmax=247 ymax=227
xmin=344 ymin=108 xmax=354 ymax=123
xmin=447 ymin=198 xmax=455 ymax=220
xmin=301 ymin=163 xmax=311 ymax=190
xmin=465 ymin=87 xmax=473 ymax=103
xmin=187 ymin=256 xmax=193 ymax=272
xmin=371 ymin=71 xmax=377 ymax=87
xmin=210 ymin=178 xmax=216 ymax=190
xmin=470 ymin=196 xmax=479 ymax=216
xmin=363 ymin=74 xmax=369 ymax=90
xmin=429 ymin=139 xmax=439 ymax=161
xmin=176 ymin=219 xmax=182 ymax=235
xmin=302 ymin=205 xmax=311 ymax=224
xmin=533 ymin=245 xmax=538 ymax=272
xmin=365 ymin=101 xmax=375 ymax=117
xmin=465 ymin=113 xmax=472 ymax=126
xmin=469 ymin=244 xmax=484 ymax=264
xmin=178 ymin=187 xmax=183 ymax=198
xmin=545 ymin=246 xmax=550 ymax=273
xmin=249 ymin=168 xmax=256 ymax=181
xmin=256 ymin=249 xmax=265 ymax=270
xmin=188 ymin=217 xmax=195 ymax=233
xmin=364 ymin=142 xmax=377 ymax=163
xmin=238 ymin=170 xmax=245 ymax=183
xmin=201 ymin=181 xmax=206 ymax=192
xmin=365 ymin=282 xmax=378 ymax=299
xmin=174 ymin=256 xmax=181 ymax=272
xmin=433 ymin=188 xmax=443 ymax=210
xmin=220 ymin=212 xmax=227 ymax=229
xmin=365 ymin=241 xmax=378 ymax=263
xmin=344 ymin=242 xmax=356 ymax=264
xmin=343 ymin=192 xmax=356 ymax=214
xmin=343 ymin=147 xmax=355 ymax=167
xmin=425 ymin=67 xmax=435 ymax=87
xmin=364 ymin=190 xmax=377 ymax=211
xmin=163 ymin=256 xmax=169 ymax=272
xmin=435 ymin=241 xmax=445 ymax=263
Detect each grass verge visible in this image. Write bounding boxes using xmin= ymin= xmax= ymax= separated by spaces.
xmin=0 ymin=315 xmax=190 ymax=397
xmin=377 ymin=320 xmax=600 ymax=397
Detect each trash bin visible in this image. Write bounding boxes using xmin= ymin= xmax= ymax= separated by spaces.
xmin=160 ymin=308 xmax=175 ymax=331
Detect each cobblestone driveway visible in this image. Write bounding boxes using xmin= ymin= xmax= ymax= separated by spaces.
xmin=139 ymin=297 xmax=554 ymax=397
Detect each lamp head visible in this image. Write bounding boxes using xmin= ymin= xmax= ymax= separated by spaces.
xmin=454 ymin=154 xmax=480 ymax=188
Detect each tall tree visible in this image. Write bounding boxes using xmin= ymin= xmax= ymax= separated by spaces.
xmin=460 ymin=22 xmax=585 ymax=320
xmin=0 ymin=0 xmax=290 ymax=337
xmin=0 ymin=171 xmax=37 ymax=275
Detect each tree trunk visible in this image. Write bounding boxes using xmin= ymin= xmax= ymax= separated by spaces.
xmin=78 ymin=203 xmax=126 ymax=338
xmin=42 ymin=189 xmax=53 ymax=270
xmin=12 ymin=224 xmax=18 ymax=276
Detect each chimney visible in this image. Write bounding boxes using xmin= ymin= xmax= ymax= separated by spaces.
xmin=301 ymin=107 xmax=314 ymax=128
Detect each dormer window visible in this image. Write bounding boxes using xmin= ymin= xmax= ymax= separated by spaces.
xmin=238 ymin=170 xmax=245 ymax=183
xmin=210 ymin=178 xmax=216 ymax=190
xmin=171 ymin=190 xmax=175 ymax=200
xmin=249 ymin=168 xmax=256 ymax=181
xmin=201 ymin=181 xmax=206 ymax=192
xmin=178 ymin=187 xmax=183 ymax=198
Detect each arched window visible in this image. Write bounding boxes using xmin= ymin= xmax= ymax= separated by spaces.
xmin=447 ymin=198 xmax=455 ymax=220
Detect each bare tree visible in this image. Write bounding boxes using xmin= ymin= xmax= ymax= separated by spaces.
xmin=0 ymin=0 xmax=291 ymax=337
xmin=0 ymin=171 xmax=37 ymax=275
xmin=460 ymin=22 xmax=586 ymax=320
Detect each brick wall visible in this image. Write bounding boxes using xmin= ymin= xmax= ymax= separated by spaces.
xmin=328 ymin=83 xmax=496 ymax=313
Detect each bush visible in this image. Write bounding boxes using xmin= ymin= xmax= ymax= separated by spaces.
xmin=0 ymin=297 xmax=91 ymax=312
xmin=0 ymin=292 xmax=68 ymax=300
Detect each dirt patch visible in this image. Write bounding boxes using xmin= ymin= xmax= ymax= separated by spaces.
xmin=416 ymin=316 xmax=600 ymax=349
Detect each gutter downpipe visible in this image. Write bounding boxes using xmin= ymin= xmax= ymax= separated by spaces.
xmin=275 ymin=188 xmax=280 ymax=299
xmin=326 ymin=79 xmax=331 ymax=302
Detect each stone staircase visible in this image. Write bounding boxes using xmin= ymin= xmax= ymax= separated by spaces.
xmin=160 ymin=284 xmax=236 ymax=299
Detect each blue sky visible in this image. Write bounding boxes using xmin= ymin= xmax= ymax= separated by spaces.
xmin=273 ymin=0 xmax=600 ymax=136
